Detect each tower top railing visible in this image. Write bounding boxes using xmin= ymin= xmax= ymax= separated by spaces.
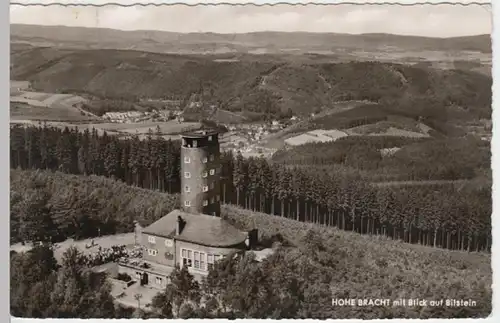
xmin=181 ymin=129 xmax=219 ymax=139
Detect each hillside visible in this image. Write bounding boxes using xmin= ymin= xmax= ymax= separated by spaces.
xmin=10 ymin=45 xmax=492 ymax=121
xmin=272 ymin=135 xmax=491 ymax=182
xmin=11 ymin=24 xmax=492 ymax=54
xmin=221 ymin=205 xmax=491 ymax=319
xmin=10 ymin=168 xmax=180 ymax=243
xmin=8 ymin=168 xmax=492 ymax=318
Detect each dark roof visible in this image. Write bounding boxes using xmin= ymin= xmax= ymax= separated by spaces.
xmin=181 ymin=129 xmax=219 ymax=139
xmin=142 ymin=209 xmax=247 ymax=248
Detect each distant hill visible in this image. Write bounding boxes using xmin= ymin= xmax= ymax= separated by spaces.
xmin=10 ymin=44 xmax=492 ymax=121
xmin=11 ymin=24 xmax=492 ymax=55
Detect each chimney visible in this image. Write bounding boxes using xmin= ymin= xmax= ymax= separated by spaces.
xmin=176 ymin=216 xmax=185 ymax=235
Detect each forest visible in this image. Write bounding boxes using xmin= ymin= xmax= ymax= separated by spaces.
xmin=272 ymin=135 xmax=490 ymax=181
xmin=10 ymin=125 xmax=492 ymax=252
xmin=10 ymin=206 xmax=492 ymax=319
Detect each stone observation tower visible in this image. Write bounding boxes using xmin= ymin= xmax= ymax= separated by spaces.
xmin=180 ymin=129 xmax=221 ymax=217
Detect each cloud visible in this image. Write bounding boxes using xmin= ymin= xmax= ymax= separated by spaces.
xmin=10 ymin=4 xmax=491 ymax=37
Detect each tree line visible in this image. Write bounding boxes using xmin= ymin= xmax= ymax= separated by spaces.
xmin=10 ymin=168 xmax=179 ymax=244
xmin=272 ymin=135 xmax=490 ymax=182
xmin=10 ymin=125 xmax=491 ymax=251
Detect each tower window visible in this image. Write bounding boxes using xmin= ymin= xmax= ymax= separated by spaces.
xmin=203 ymin=185 xmax=209 ymax=192
xmin=202 ymin=157 xmax=208 ymax=163
xmin=210 ymin=169 xmax=215 ymax=176
xmin=202 ymin=171 xmax=208 ymax=178
xmin=184 ymin=200 xmax=191 ymax=207
xmin=184 ymin=172 xmax=191 ymax=178
xmin=203 ymin=200 xmax=208 ymax=206
xmin=184 ymin=186 xmax=190 ymax=193
xmin=184 ymin=157 xmax=191 ymax=163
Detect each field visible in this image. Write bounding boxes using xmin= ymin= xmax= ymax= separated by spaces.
xmin=10 ymin=82 xmax=98 ymax=122
xmin=92 ymin=120 xmax=201 ymax=135
xmin=346 ymin=120 xmax=430 ymax=137
xmin=10 ymin=81 xmax=202 ymax=139
xmin=284 ymin=130 xmax=348 ymax=146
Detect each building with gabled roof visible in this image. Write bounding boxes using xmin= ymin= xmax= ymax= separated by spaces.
xmin=117 ymin=129 xmax=256 ymax=289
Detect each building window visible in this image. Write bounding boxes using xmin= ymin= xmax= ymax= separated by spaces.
xmin=210 ymin=197 xmax=215 ymax=204
xmin=155 ymin=277 xmax=163 ymax=286
xmin=210 ymin=169 xmax=215 ymax=176
xmin=202 ymin=185 xmax=208 ymax=192
xmin=182 ymin=248 xmax=209 ymax=271
xmin=184 ymin=172 xmax=191 ymax=178
xmin=181 ymin=249 xmax=193 ymax=267
xmin=193 ymin=140 xmax=198 ymax=148
xmin=164 ymin=239 xmax=173 ymax=247
xmin=148 ymin=249 xmax=158 ymax=256
xmin=200 ymin=252 xmax=206 ymax=270
xmin=148 ymin=236 xmax=156 ymax=244
xmin=202 ymin=171 xmax=208 ymax=178
xmin=135 ymin=271 xmax=141 ymax=279
xmin=184 ymin=200 xmax=191 ymax=207
xmin=185 ymin=185 xmax=190 ymax=193
xmin=216 ymin=195 xmax=220 ymax=202
xmin=184 ymin=157 xmax=191 ymax=163
xmin=202 ymin=157 xmax=208 ymax=163
xmin=203 ymin=200 xmax=208 ymax=206
xmin=207 ymin=254 xmax=214 ymax=271
xmin=194 ymin=251 xmax=200 ymax=269
xmin=208 ymin=135 xmax=213 ymax=141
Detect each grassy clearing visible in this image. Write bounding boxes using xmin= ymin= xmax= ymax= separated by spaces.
xmin=10 ymin=102 xmax=96 ymax=122
xmin=90 ymin=121 xmax=201 ymax=135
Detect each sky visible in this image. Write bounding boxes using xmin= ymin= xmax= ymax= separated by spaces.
xmin=9 ymin=2 xmax=492 ymax=37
